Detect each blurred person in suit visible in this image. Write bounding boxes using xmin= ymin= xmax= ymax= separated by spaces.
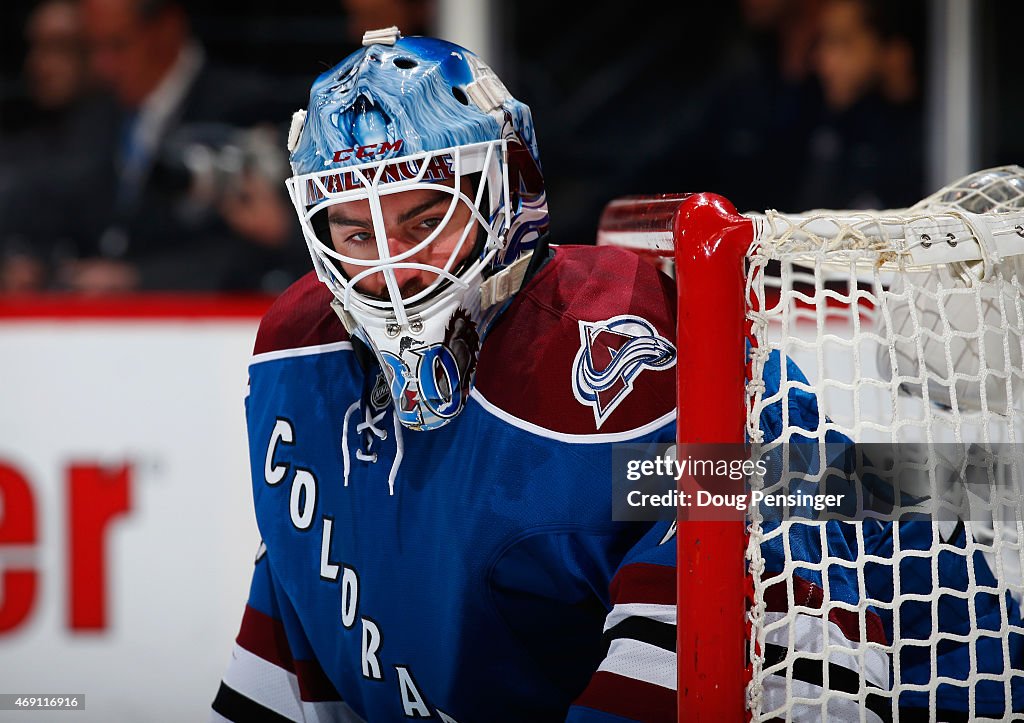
xmin=0 ymin=0 xmax=309 ymax=294
xmin=67 ymin=0 xmax=310 ymax=293
xmin=794 ymin=0 xmax=925 ymax=210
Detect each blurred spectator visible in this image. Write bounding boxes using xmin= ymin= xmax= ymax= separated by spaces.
xmin=24 ymin=0 xmax=87 ymax=113
xmin=504 ymin=2 xmax=741 ymax=244
xmin=1 ymin=0 xmax=309 ymax=294
xmin=794 ymin=0 xmax=925 ymax=210
xmin=0 ymin=0 xmax=93 ymax=291
xmin=659 ymin=0 xmax=825 ymax=215
xmin=0 ymin=0 xmax=88 ymax=137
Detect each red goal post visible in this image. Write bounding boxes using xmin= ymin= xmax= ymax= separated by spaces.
xmin=600 ymin=192 xmax=754 ymax=718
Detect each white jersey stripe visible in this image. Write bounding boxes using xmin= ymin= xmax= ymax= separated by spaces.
xmin=760 ymin=611 xmax=890 ymax=690
xmin=597 ymin=638 xmax=676 ymax=691
xmin=603 ymin=602 xmax=676 ymax=632
xmin=222 ymin=643 xmax=365 ymax=722
xmin=223 ymin=643 xmax=303 ymax=720
xmin=251 ymin=341 xmax=354 ymax=367
xmin=470 ymin=388 xmax=676 ymax=444
xmin=759 ymin=677 xmax=885 ymax=723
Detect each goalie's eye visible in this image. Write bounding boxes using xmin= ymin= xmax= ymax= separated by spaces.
xmin=327 ymin=215 xmax=374 ymax=251
xmin=343 ymin=231 xmax=373 ymax=246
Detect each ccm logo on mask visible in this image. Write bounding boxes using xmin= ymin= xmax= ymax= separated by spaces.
xmin=331 ymin=140 xmax=405 ymax=163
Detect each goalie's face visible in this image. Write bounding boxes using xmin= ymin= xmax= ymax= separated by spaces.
xmin=294 ymin=164 xmax=495 ymax=432
xmin=284 ymin=34 xmax=551 ymax=431
xmin=325 ymin=178 xmax=477 ymax=301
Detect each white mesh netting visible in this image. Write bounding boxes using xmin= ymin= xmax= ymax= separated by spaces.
xmin=744 ymin=167 xmax=1024 ymax=722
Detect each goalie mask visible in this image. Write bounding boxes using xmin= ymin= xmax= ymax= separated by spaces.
xmin=285 ymin=29 xmax=549 ymax=431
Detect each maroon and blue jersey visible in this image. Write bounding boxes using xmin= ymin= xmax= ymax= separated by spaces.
xmin=213 ymin=246 xmax=681 ymax=722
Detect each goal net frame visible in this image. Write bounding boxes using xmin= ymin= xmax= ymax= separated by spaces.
xmin=597 ymin=167 xmax=1024 ymax=721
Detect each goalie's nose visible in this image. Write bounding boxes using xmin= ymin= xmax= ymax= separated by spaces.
xmin=365 ymin=231 xmax=451 ymax=300
xmin=363 ymin=257 xmax=435 ymax=301
xmin=390 ymin=274 xmax=434 ymax=301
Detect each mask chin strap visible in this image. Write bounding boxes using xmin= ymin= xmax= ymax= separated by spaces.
xmin=331 ymin=299 xmax=361 ymax=335
xmin=329 ymin=303 xmax=381 ymax=386
xmin=480 ymin=250 xmax=538 ymax=309
xmin=479 ymin=229 xmax=554 ymax=309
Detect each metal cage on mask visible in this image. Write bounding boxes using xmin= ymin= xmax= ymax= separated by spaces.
xmin=286 ymin=139 xmax=510 ymax=328
xmin=285 ymin=139 xmax=513 ymax=431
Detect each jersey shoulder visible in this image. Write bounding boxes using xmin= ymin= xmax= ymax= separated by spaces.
xmin=253 ymin=272 xmax=349 ymax=356
xmin=476 ymin=245 xmax=676 ymax=436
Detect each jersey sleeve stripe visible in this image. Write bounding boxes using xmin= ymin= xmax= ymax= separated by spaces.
xmin=602 ymin=602 xmax=675 ymax=631
xmin=609 ymin=562 xmax=675 ymax=606
xmin=238 ymin=604 xmax=296 ymax=672
xmin=759 ymin=676 xmax=889 ymax=723
xmin=572 ymin=670 xmax=676 ymax=722
xmin=761 ymin=610 xmax=890 ymax=689
xmin=764 ymin=577 xmax=887 ymax=645
xmin=219 ymin=642 xmax=363 ymax=721
xmin=762 ymin=642 xmax=887 ymax=695
xmin=209 ymin=708 xmax=234 ymax=723
xmin=602 ymin=616 xmax=675 ymax=654
xmin=597 ymin=637 xmax=676 ymax=690
xmin=212 ymin=682 xmax=298 ymax=723
xmin=222 ymin=643 xmax=304 ymax=720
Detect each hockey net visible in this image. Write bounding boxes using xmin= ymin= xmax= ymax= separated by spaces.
xmin=598 ymin=167 xmax=1024 ymax=721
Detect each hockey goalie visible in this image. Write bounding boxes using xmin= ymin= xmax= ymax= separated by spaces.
xmin=210 ymin=24 xmax=1024 ymax=723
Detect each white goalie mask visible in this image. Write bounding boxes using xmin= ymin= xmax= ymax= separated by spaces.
xmin=284 ymin=31 xmax=549 ymax=431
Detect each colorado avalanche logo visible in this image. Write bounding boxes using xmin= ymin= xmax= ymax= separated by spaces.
xmin=572 ymin=315 xmax=676 ymax=428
